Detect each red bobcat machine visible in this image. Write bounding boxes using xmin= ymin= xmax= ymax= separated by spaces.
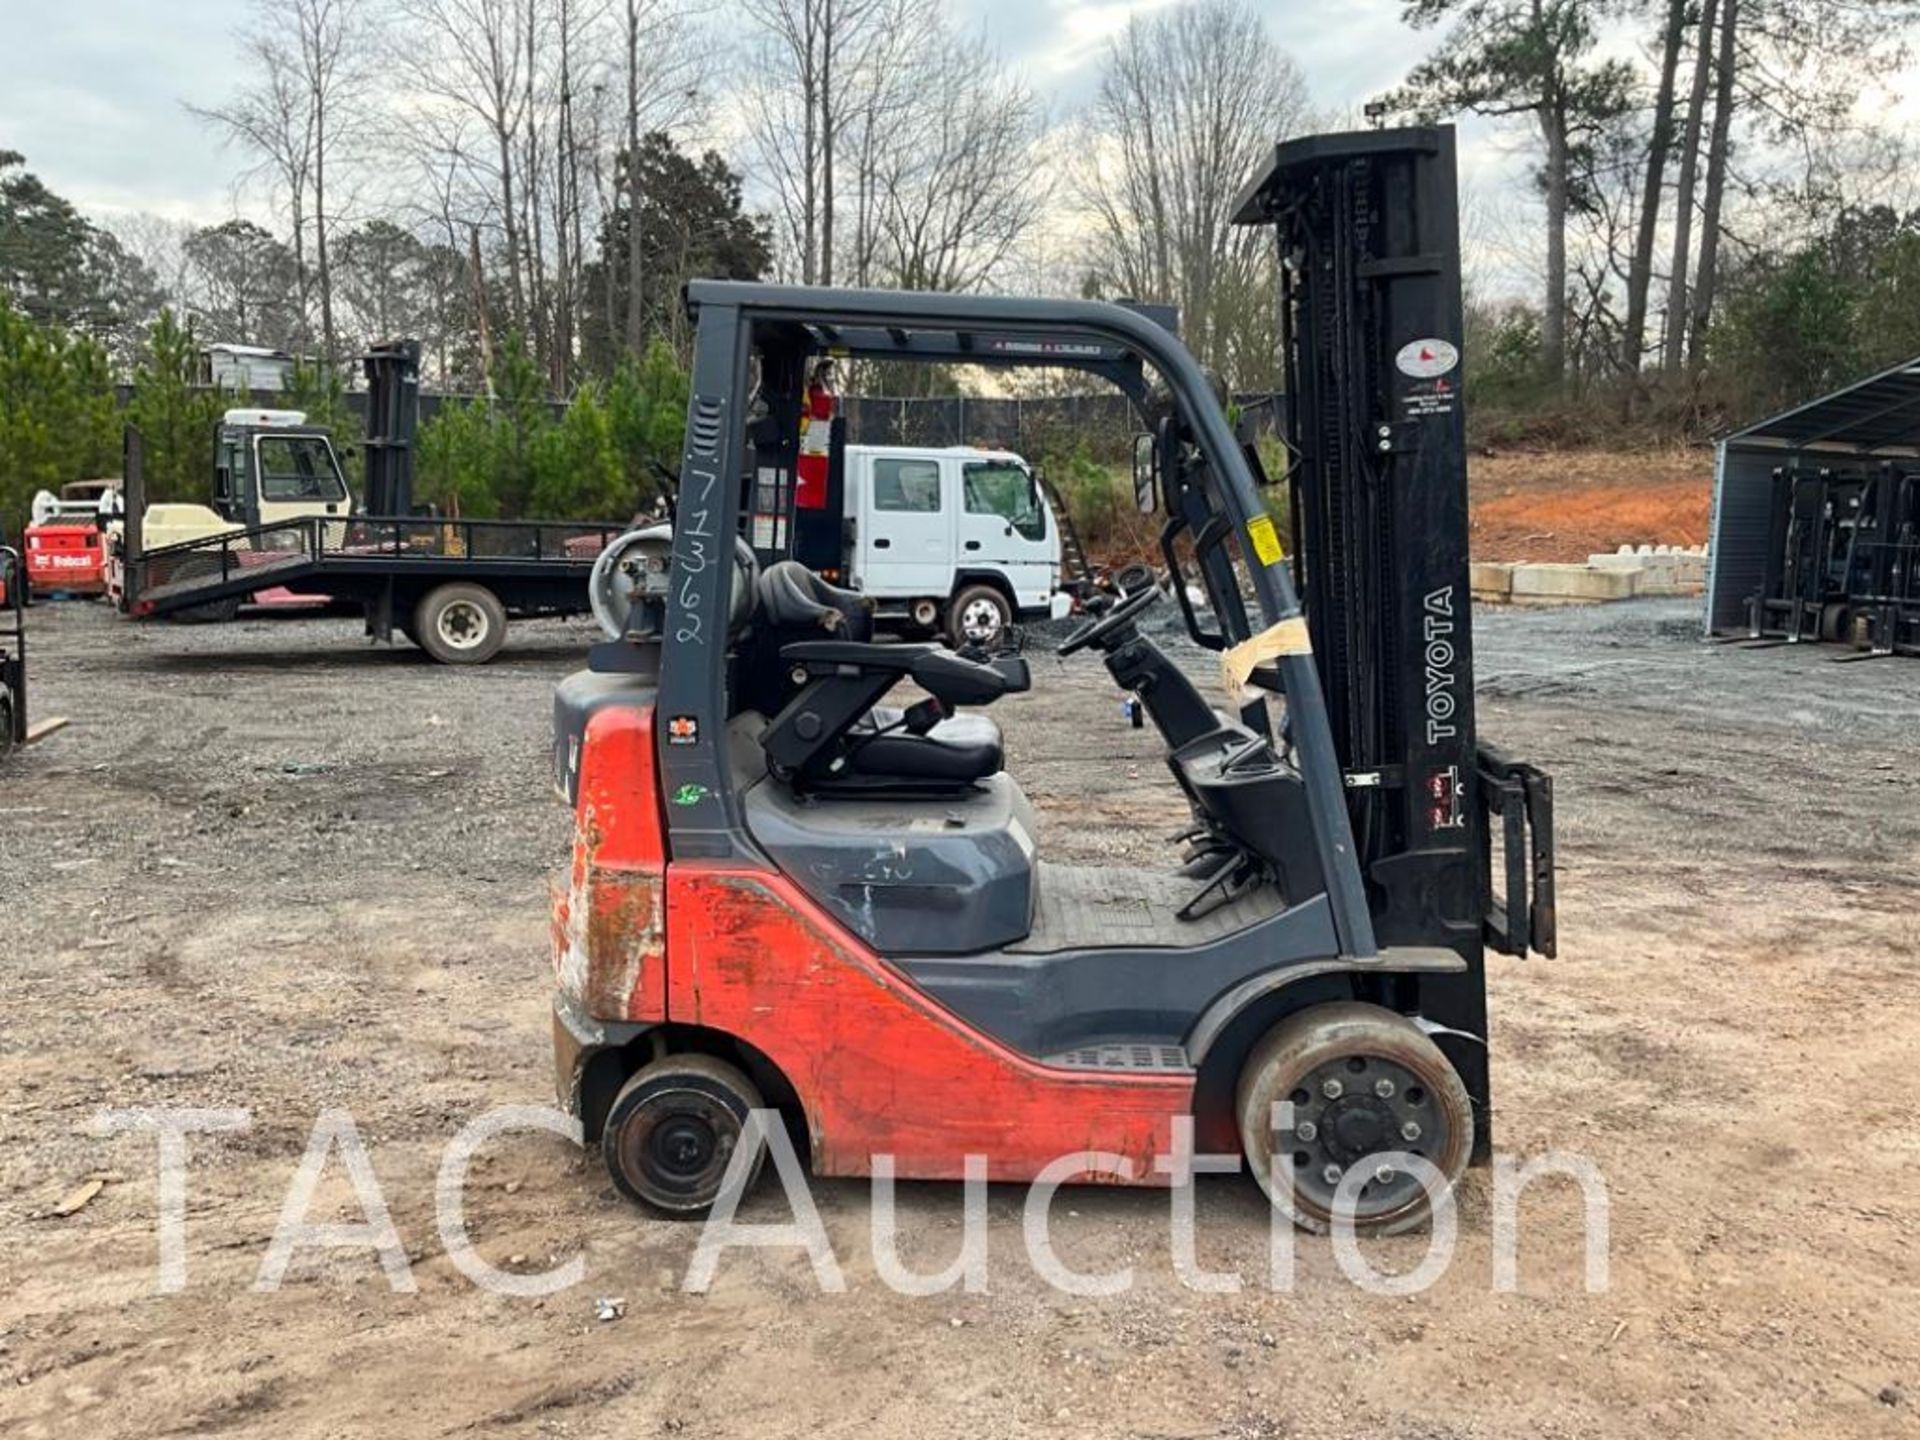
xmin=24 ymin=481 xmax=118 ymax=599
xmin=549 ymin=127 xmax=1556 ymax=1233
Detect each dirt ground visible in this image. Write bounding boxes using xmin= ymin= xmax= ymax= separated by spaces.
xmin=1470 ymin=448 xmax=1713 ymax=563
xmin=2 ymin=598 xmax=1916 ymax=1439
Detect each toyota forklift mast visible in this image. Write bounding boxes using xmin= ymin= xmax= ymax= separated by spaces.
xmin=1234 ymin=126 xmax=1555 ymax=973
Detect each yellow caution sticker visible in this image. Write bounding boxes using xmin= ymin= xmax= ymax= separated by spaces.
xmin=1247 ymin=513 xmax=1284 ymax=567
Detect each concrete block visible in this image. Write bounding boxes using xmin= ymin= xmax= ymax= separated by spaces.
xmin=1471 ymin=561 xmax=1514 ymax=602
xmin=1511 ymin=563 xmax=1642 ymax=603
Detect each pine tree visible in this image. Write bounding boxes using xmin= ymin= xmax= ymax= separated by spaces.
xmin=127 ymin=309 xmax=225 ymax=503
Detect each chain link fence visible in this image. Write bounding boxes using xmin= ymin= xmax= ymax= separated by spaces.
xmin=843 ymin=393 xmax=1282 ymax=461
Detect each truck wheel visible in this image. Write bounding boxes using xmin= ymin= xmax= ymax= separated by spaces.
xmin=947 ymin=584 xmax=1012 ymax=650
xmin=1236 ymin=1001 xmax=1472 ymax=1236
xmin=167 ymin=555 xmax=242 ymax=624
xmin=172 ymin=596 xmax=242 ymax=624
xmin=414 ymin=583 xmax=507 ymax=665
xmin=602 ymin=1053 xmax=766 ymax=1217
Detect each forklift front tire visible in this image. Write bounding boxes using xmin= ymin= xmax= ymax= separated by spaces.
xmin=601 ymin=1053 xmax=766 ymax=1217
xmin=1236 ymin=1001 xmax=1473 ymax=1236
xmin=414 ymin=583 xmax=507 ymax=665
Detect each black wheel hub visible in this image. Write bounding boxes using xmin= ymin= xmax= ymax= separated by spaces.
xmin=614 ymin=1088 xmax=742 ymax=1207
xmin=1324 ymin=1098 xmax=1394 ymax=1161
xmin=650 ymin=1115 xmax=718 ymax=1178
xmin=1278 ymin=1053 xmax=1447 ymax=1219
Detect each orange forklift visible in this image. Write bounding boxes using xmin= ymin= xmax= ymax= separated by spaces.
xmin=548 ymin=127 xmax=1555 ymax=1233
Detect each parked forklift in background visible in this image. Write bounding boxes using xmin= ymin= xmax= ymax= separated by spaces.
xmin=0 ymin=546 xmax=67 ymax=759
xmin=547 ymin=126 xmax=1556 ymax=1233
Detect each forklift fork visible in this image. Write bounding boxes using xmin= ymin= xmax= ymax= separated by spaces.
xmin=1478 ymin=744 xmax=1557 ymax=958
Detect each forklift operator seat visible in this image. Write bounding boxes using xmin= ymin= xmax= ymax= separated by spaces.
xmin=751 ymin=561 xmax=1028 ymax=795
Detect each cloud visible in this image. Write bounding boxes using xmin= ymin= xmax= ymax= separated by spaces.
xmin=0 ymin=1 xmax=259 ymax=219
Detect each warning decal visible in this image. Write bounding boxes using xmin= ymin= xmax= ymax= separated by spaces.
xmin=1247 ymin=513 xmax=1284 ymax=567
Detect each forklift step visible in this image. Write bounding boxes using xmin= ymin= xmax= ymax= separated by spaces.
xmin=1044 ymin=1042 xmax=1192 ymax=1074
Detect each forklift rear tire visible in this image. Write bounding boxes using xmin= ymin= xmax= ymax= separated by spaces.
xmin=947 ymin=584 xmax=1012 ymax=649
xmin=1236 ymin=1001 xmax=1472 ymax=1236
xmin=1819 ymin=602 xmax=1850 ymax=644
xmin=414 ymin=583 xmax=507 ymax=665
xmin=601 ymin=1053 xmax=766 ymax=1216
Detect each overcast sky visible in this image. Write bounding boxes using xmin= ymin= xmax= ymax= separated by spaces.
xmin=0 ymin=0 xmax=1461 ymax=217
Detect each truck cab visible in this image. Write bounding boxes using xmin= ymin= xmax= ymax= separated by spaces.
xmin=843 ymin=443 xmax=1066 ymax=647
xmin=109 ymin=410 xmax=351 ymax=607
xmin=203 ymin=409 xmax=350 ymax=533
xmin=136 ymin=409 xmax=349 ymax=551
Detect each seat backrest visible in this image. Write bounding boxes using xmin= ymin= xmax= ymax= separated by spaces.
xmin=735 ymin=561 xmax=874 ymax=719
xmin=756 ymin=561 xmax=873 ymax=642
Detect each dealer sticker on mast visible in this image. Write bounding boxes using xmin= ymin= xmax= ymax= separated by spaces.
xmin=1396 ymin=338 xmax=1460 ymax=379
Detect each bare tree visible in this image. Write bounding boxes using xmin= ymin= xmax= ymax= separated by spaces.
xmin=743 ymin=0 xmax=891 ymax=285
xmin=1077 ymin=0 xmax=1310 ymax=388
xmin=394 ymin=0 xmax=535 ymax=335
xmin=1688 ymin=0 xmax=1740 ymax=367
xmin=1661 ymin=0 xmax=1719 ymax=370
xmin=864 ymin=26 xmax=1046 ymax=292
xmin=191 ymin=30 xmax=316 ymax=344
xmin=1621 ymin=0 xmax=1690 ymax=381
xmin=195 ymin=0 xmax=373 ymax=359
xmin=618 ymin=0 xmax=704 ymax=354
xmin=105 ymin=214 xmax=199 ymax=315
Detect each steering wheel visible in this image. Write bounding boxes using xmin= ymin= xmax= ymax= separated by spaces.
xmin=1057 ymin=583 xmax=1162 ymax=656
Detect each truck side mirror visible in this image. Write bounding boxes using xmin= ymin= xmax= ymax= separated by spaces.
xmin=1132 ymin=432 xmax=1157 ymax=514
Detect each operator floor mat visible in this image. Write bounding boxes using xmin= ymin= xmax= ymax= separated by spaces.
xmin=1009 ymin=862 xmax=1286 ymax=954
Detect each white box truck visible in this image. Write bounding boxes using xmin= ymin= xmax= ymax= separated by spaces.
xmin=841 ymin=444 xmax=1071 ymax=648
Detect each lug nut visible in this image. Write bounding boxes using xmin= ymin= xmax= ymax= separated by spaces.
xmin=1321 ymin=1078 xmax=1344 ymax=1100
xmin=1401 ymin=1121 xmax=1422 ymax=1142
xmin=1374 ymin=1163 xmax=1397 ymax=1184
xmin=1374 ymin=1077 xmax=1396 ymax=1099
xmin=1295 ymin=1120 xmax=1318 ymax=1142
xmin=1322 ymin=1163 xmax=1343 ymax=1185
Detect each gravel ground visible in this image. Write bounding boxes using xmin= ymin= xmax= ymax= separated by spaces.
xmin=1 ymin=597 xmax=1916 ymax=1439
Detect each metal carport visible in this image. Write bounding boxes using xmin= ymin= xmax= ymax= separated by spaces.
xmin=1708 ymin=355 xmax=1920 ymax=636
